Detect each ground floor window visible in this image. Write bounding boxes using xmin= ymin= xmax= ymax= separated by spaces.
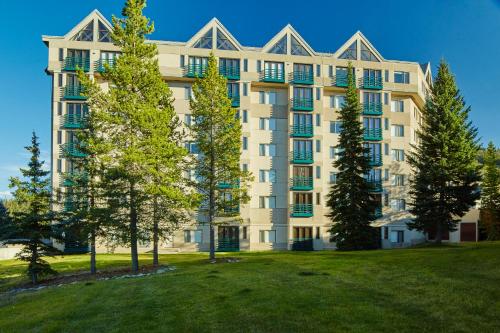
xmin=259 ymin=230 xmax=276 ymax=243
xmin=184 ymin=230 xmax=202 ymax=243
xmin=390 ymin=230 xmax=404 ymax=243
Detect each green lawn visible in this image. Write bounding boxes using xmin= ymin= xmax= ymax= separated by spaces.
xmin=1 ymin=243 xmax=499 ymax=332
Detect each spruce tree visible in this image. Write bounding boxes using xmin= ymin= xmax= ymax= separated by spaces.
xmin=326 ymin=63 xmax=379 ymax=250
xmin=479 ymin=141 xmax=500 ymax=240
xmin=190 ymin=53 xmax=251 ymax=261
xmin=408 ymin=60 xmax=481 ymax=243
xmin=2 ymin=133 xmax=61 ymax=284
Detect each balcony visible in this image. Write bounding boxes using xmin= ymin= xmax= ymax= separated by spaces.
xmin=361 ymin=76 xmax=383 ymax=90
xmin=290 ymin=124 xmax=313 ymax=138
xmin=372 ymin=207 xmax=383 ymax=219
xmin=62 ymin=114 xmax=87 ymax=129
xmin=291 ymin=176 xmax=313 ymax=191
xmin=367 ymin=180 xmax=383 ymax=192
xmin=96 ymin=58 xmax=116 ymax=73
xmin=229 ymin=94 xmax=240 ymax=108
xmin=184 ymin=64 xmax=207 ymax=78
xmin=362 ymin=103 xmax=383 ymax=116
xmin=63 ymin=85 xmax=86 ymax=100
xmin=60 ymin=171 xmax=88 ymax=187
xmin=368 ymin=155 xmax=383 ymax=167
xmin=334 ymin=73 xmax=356 ymax=88
xmin=291 ymin=150 xmax=313 ymax=164
xmin=261 ymin=68 xmax=285 ymax=83
xmin=290 ymin=204 xmax=313 ymax=217
xmin=292 ymin=70 xmax=313 ymax=85
xmin=291 ymin=98 xmax=313 ymax=111
xmin=60 ymin=142 xmax=86 ymax=158
xmin=218 ymin=181 xmax=239 ymax=189
xmin=217 ymin=238 xmax=239 ymax=252
xmin=63 ymin=56 xmax=90 ymax=72
xmin=222 ymin=205 xmax=240 ymax=215
xmin=219 ymin=65 xmax=240 ymax=80
xmin=363 ymin=128 xmax=383 ymax=141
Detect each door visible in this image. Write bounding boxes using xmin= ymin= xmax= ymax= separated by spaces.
xmin=217 ymin=226 xmax=240 ymax=251
xmin=460 ymin=223 xmax=476 ymax=242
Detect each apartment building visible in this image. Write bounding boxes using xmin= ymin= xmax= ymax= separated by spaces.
xmin=43 ymin=10 xmax=445 ymax=253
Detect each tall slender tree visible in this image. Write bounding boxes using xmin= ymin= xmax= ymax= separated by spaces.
xmin=408 ymin=60 xmax=481 ymax=243
xmin=190 ymin=53 xmax=251 ymax=261
xmin=0 ymin=133 xmax=61 ymax=284
xmin=479 ymin=141 xmax=500 ymax=240
xmin=326 ymin=63 xmax=379 ymax=250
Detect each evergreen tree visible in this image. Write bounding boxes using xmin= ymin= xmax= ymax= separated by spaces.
xmin=190 ymin=54 xmax=251 ymax=261
xmin=326 ymin=63 xmax=379 ymax=250
xmin=479 ymin=141 xmax=500 ymax=240
xmin=1 ymin=133 xmax=61 ymax=284
xmin=408 ymin=60 xmax=481 ymax=243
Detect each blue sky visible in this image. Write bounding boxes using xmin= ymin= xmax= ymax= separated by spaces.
xmin=0 ymin=0 xmax=499 ymax=198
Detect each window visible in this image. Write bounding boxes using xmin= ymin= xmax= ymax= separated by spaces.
xmin=259 ymin=144 xmax=276 ymax=156
xmin=243 ymin=137 xmax=248 ymax=150
xmin=330 ymin=147 xmax=342 ymax=159
xmin=329 ymin=172 xmax=337 ymax=184
xmin=316 ymin=87 xmax=321 ymax=100
xmin=185 ymin=142 xmax=199 ymax=154
xmin=384 ymin=169 xmax=389 ymax=181
xmin=390 ymin=230 xmax=405 ymax=243
xmin=394 ymin=71 xmax=410 ymax=84
xmin=391 ymin=100 xmax=404 ymax=112
xmin=57 ymin=102 xmax=62 ymax=116
xmin=58 ymin=74 xmax=63 ymax=87
xmin=259 ymin=230 xmax=276 ymax=243
xmin=257 ymin=60 xmax=261 ymax=72
xmin=259 ymin=118 xmax=276 ymax=130
xmin=268 ymin=91 xmax=277 ymax=105
xmin=259 ymin=196 xmax=276 ymax=208
xmin=184 ymin=86 xmax=191 ymax=100
xmin=259 ymin=169 xmax=276 ymax=183
xmin=242 ymin=226 xmax=248 ymax=239
xmin=180 ymin=55 xmax=185 ymax=67
xmin=243 ymin=83 xmax=248 ymax=96
xmin=384 ymin=70 xmax=389 ymax=82
xmin=243 ymin=59 xmax=248 ymax=72
xmin=242 ymin=110 xmax=248 ymax=123
xmin=383 ymin=227 xmax=389 ymax=240
xmin=360 ymin=41 xmax=379 ymax=62
xmin=193 ymin=29 xmax=213 ymax=49
xmin=316 ymin=165 xmax=321 ymax=179
xmin=316 ymin=140 xmax=321 ymax=153
xmin=391 ymin=125 xmax=405 ymax=137
xmin=98 ymin=21 xmax=111 ymax=42
xmin=384 ymin=143 xmax=389 ymax=155
xmin=330 ymin=121 xmax=343 ymax=134
xmin=58 ymin=48 xmax=64 ymax=61
xmin=390 ymin=199 xmax=406 ymax=212
xmin=57 ymin=159 xmax=62 ymax=173
xmin=268 ymin=35 xmax=287 ymax=54
xmin=184 ymin=230 xmax=202 ymax=243
xmin=330 ymin=95 xmax=345 ymax=108
xmin=384 ymin=92 xmax=389 ymax=105
xmin=259 ymin=91 xmax=265 ymax=104
xmin=339 ymin=41 xmax=357 ymax=60
xmin=184 ymin=114 xmax=192 ymax=126
xmin=72 ymin=21 xmax=93 ymax=41
xmin=316 ymin=64 xmax=321 ymax=77
xmin=391 ymin=149 xmax=405 ymax=161
xmin=315 ymin=114 xmax=321 ymax=126
xmin=328 ymin=65 xmax=333 ymax=78
xmin=57 ymin=131 xmax=62 ymax=144
xmin=392 ymin=174 xmax=405 ymax=186
xmin=384 ymin=118 xmax=389 ymax=131
xmin=242 ymin=163 xmax=248 ymax=172
xmin=316 ymin=227 xmax=320 ymax=239
xmin=316 ymin=192 xmax=321 ymax=205
xmin=216 ymin=28 xmax=237 ymax=50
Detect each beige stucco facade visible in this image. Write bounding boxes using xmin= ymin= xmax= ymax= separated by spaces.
xmin=44 ymin=10 xmax=469 ymax=253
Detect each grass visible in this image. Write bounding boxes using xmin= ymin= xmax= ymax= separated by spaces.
xmin=1 ymin=242 xmax=499 ymax=332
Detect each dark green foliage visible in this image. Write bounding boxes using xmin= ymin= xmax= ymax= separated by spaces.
xmin=479 ymin=142 xmax=500 ymax=240
xmin=408 ymin=61 xmax=481 ymax=243
xmin=326 ymin=63 xmax=379 ymax=250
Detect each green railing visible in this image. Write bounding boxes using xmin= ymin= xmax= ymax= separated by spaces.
xmin=218 ymin=180 xmax=240 ymax=189
xmin=291 ymin=238 xmax=314 ymax=251
xmin=291 ymin=176 xmax=313 ymax=190
xmin=63 ymin=85 xmax=86 ymax=100
xmin=334 ymin=73 xmax=355 ymax=87
xmin=60 ymin=171 xmax=88 ymax=187
xmin=367 ymin=180 xmax=383 ymax=192
xmin=290 ymin=124 xmax=313 ymax=137
xmin=63 ymin=56 xmax=90 ymax=72
xmin=290 ymin=204 xmax=313 ymax=217
xmin=361 ymin=76 xmax=383 ymax=90
xmin=185 ymin=64 xmax=207 ymax=78
xmin=62 ymin=114 xmax=87 ymax=129
xmin=292 ymin=70 xmax=313 ymax=85
xmin=261 ymin=68 xmax=285 ymax=83
xmin=291 ymin=150 xmax=313 ymax=164
xmin=96 ymin=58 xmax=116 ymax=72
xmin=217 ymin=237 xmax=239 ymax=252
xmin=373 ymin=207 xmax=383 ymax=218
xmin=291 ymin=98 xmax=313 ymax=111
xmin=368 ymin=154 xmax=383 ymax=167
xmin=219 ymin=66 xmax=240 ymax=80
xmin=364 ymin=128 xmax=383 ymax=141
xmin=229 ymin=94 xmax=240 ymax=107
xmin=223 ymin=205 xmax=240 ymax=214
xmin=60 ymin=142 xmax=87 ymax=158
xmin=362 ymin=103 xmax=383 ymax=116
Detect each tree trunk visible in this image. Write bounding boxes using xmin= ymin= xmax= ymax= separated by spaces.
xmin=130 ymin=182 xmax=139 ymax=273
xmin=435 ymin=221 xmax=443 ymax=245
xmin=152 ymin=196 xmax=159 ymax=267
xmin=30 ymin=243 xmax=38 ymax=284
xmin=209 ymin=183 xmax=216 ymax=261
xmin=90 ymin=229 xmax=97 ymax=274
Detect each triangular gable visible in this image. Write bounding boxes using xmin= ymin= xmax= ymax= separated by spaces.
xmin=64 ymin=9 xmax=113 ymax=42
xmin=216 ymin=28 xmax=236 ymax=50
xmin=262 ymin=24 xmax=315 ymax=56
xmin=186 ymin=18 xmax=243 ymax=51
xmin=269 ymin=35 xmax=287 ymax=54
xmin=193 ymin=29 xmax=213 ymax=49
xmin=335 ymin=31 xmax=384 ymax=62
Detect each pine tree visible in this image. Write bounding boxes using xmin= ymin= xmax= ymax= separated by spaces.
xmin=479 ymin=141 xmax=500 ymax=240
xmin=408 ymin=60 xmax=481 ymax=243
xmin=190 ymin=53 xmax=251 ymax=261
xmin=326 ymin=63 xmax=379 ymax=250
xmin=2 ymin=133 xmax=61 ymax=284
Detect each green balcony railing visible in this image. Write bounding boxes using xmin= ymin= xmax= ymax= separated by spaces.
xmin=63 ymin=56 xmax=90 ymax=72
xmin=290 ymin=203 xmax=313 ymax=217
xmin=229 ymin=94 xmax=240 ymax=107
xmin=372 ymin=207 xmax=383 ymax=219
xmin=62 ymin=114 xmax=87 ymax=129
xmin=261 ymin=68 xmax=285 ymax=83
xmin=290 ymin=124 xmax=313 ymax=137
xmin=368 ymin=155 xmax=383 ymax=167
xmin=219 ymin=66 xmax=240 ymax=80
xmin=291 ymin=98 xmax=313 ymax=111
xmin=367 ymin=180 xmax=383 ymax=192
xmin=361 ymin=76 xmax=383 ymax=90
xmin=223 ymin=205 xmax=240 ymax=214
xmin=334 ymin=73 xmax=355 ymax=88
xmin=60 ymin=142 xmax=87 ymax=158
xmin=96 ymin=58 xmax=116 ymax=72
xmin=185 ymin=64 xmax=207 ymax=78
xmin=217 ymin=238 xmax=239 ymax=252
xmin=63 ymin=85 xmax=86 ymax=100
xmin=60 ymin=171 xmax=88 ymax=187
xmin=218 ymin=180 xmax=240 ymax=189
xmin=291 ymin=176 xmax=313 ymax=191
xmin=291 ymin=150 xmax=313 ymax=164
xmin=362 ymin=103 xmax=383 ymax=116
xmin=291 ymin=238 xmax=314 ymax=251
xmin=292 ymin=70 xmax=313 ymax=85
xmin=364 ymin=128 xmax=383 ymax=141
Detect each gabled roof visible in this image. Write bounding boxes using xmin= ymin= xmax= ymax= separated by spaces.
xmin=186 ymin=18 xmax=243 ymax=51
xmin=420 ymin=62 xmax=432 ymax=83
xmin=261 ymin=24 xmax=315 ymax=56
xmin=63 ymin=9 xmax=113 ymax=41
xmin=333 ymin=31 xmax=384 ymax=61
